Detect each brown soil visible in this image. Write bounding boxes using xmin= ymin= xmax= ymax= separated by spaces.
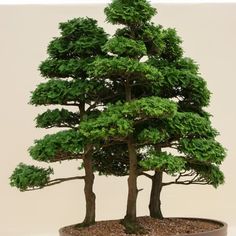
xmin=60 ymin=216 xmax=223 ymax=236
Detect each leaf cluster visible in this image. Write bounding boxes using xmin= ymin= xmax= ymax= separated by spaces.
xmin=179 ymin=138 xmax=226 ymax=165
xmin=40 ymin=58 xmax=92 ymax=79
xmin=105 ymin=0 xmax=157 ymax=26
xmin=36 ymin=108 xmax=80 ymax=128
xmin=102 ymin=36 xmax=147 ymax=57
xmin=189 ymin=163 xmax=224 ymax=188
xmin=140 ymin=151 xmax=186 ymax=175
xmin=30 ymin=79 xmax=104 ymax=105
xmin=10 ymin=163 xmax=53 ymax=191
xmin=80 ymin=97 xmax=177 ymax=141
xmin=89 ymin=57 xmax=162 ymax=84
xmin=47 ymin=18 xmax=108 ymax=59
xmin=29 ymin=130 xmax=84 ymax=162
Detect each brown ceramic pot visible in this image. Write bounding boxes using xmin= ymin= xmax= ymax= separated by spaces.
xmin=171 ymin=218 xmax=227 ymax=236
xmin=59 ymin=218 xmax=227 ymax=236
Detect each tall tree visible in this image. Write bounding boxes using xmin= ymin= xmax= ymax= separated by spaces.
xmin=10 ymin=18 xmax=109 ymax=226
xmin=85 ymin=0 xmax=226 ymax=230
xmin=80 ymin=0 xmax=177 ymax=233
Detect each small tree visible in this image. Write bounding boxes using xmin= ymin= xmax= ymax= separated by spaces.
xmin=10 ymin=17 xmax=110 ymax=226
xmin=81 ymin=0 xmax=226 ymax=233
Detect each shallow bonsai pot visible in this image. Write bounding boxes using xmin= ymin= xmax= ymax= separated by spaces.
xmin=169 ymin=218 xmax=227 ymax=236
xmin=59 ymin=217 xmax=227 ymax=236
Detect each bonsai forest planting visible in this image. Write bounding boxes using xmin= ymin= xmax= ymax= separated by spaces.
xmin=10 ymin=0 xmax=227 ymax=235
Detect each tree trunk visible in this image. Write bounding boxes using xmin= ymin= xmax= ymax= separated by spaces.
xmin=122 ymin=80 xmax=142 ymax=233
xmin=79 ymin=102 xmax=96 ymax=226
xmin=125 ymin=136 xmax=138 ymax=222
xmin=149 ymin=170 xmax=163 ymax=219
xmin=82 ymin=148 xmax=96 ymax=226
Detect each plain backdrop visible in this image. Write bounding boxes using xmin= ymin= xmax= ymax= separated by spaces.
xmin=0 ymin=3 xmax=235 ymax=236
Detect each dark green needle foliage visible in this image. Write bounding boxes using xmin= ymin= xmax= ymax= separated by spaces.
xmin=10 ymin=163 xmax=53 ymax=191
xmin=28 ymin=130 xmax=84 ymax=162
xmin=105 ymin=0 xmax=156 ymax=26
xmin=35 ymin=108 xmax=80 ymax=128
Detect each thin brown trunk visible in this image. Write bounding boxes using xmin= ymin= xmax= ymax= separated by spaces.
xmin=122 ymin=79 xmax=142 ymax=234
xmin=125 ymin=136 xmax=138 ymax=223
xmin=149 ymin=170 xmax=163 ymax=219
xmin=83 ymin=148 xmax=96 ymax=226
xmin=79 ymin=102 xmax=96 ymax=226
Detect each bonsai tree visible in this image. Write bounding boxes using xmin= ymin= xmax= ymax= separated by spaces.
xmin=92 ymin=28 xmax=226 ymax=221
xmin=10 ymin=17 xmax=110 ymax=226
xmin=10 ymin=0 xmax=226 ymax=235
xmin=80 ymin=0 xmax=226 ymax=233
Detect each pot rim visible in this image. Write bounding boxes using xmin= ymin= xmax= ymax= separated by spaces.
xmin=164 ymin=217 xmax=227 ymax=236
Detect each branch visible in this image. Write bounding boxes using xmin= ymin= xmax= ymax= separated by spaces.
xmin=86 ymin=101 xmax=102 ymax=112
xmin=62 ymin=102 xmax=80 ymax=107
xmin=23 ymin=176 xmax=85 ymax=191
xmin=43 ymin=124 xmax=78 ymax=129
xmin=162 ymin=171 xmax=210 ymax=187
xmin=86 ymin=93 xmax=120 ymax=112
xmin=50 ymin=154 xmax=84 ymax=163
xmin=139 ymin=171 xmax=153 ymax=179
xmin=47 ymin=176 xmax=85 ymax=186
xmin=163 ymin=181 xmax=209 ymax=186
xmin=137 ymin=188 xmax=144 ymax=193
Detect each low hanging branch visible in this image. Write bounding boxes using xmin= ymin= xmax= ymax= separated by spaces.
xmin=24 ymin=176 xmax=85 ymax=192
xmin=162 ymin=171 xmax=210 ymax=186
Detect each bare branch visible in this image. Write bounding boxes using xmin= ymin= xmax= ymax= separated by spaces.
xmin=162 ymin=171 xmax=209 ymax=187
xmin=23 ymin=176 xmax=85 ymax=192
xmin=163 ymin=181 xmax=209 ymax=186
xmin=62 ymin=102 xmax=80 ymax=107
xmin=139 ymin=172 xmax=153 ymax=179
xmin=47 ymin=176 xmax=85 ymax=185
xmin=137 ymin=188 xmax=144 ymax=193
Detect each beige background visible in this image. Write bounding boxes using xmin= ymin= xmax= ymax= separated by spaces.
xmin=0 ymin=3 xmax=235 ymax=235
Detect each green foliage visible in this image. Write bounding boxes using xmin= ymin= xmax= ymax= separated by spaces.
xmin=137 ymin=128 xmax=170 ymax=144
xmin=10 ymin=163 xmax=53 ymax=191
xmin=39 ymin=58 xmax=92 ymax=79
xmin=160 ymin=28 xmax=183 ymax=61
xmin=93 ymin=144 xmax=130 ymax=176
xmin=81 ymin=97 xmax=177 ymax=141
xmin=140 ymin=23 xmax=165 ymax=56
xmin=80 ymin=115 xmax=133 ymax=141
xmin=47 ymin=18 xmax=107 ymax=59
xmin=148 ymin=57 xmax=199 ymax=74
xmin=36 ymin=108 xmax=79 ymax=128
xmin=166 ymin=112 xmax=218 ymax=138
xmin=89 ymin=57 xmax=163 ymax=83
xmin=179 ymin=138 xmax=226 ymax=164
xmin=105 ymin=0 xmax=156 ymax=26
xmin=29 ymin=130 xmax=84 ymax=162
xmin=148 ymin=58 xmax=211 ymax=107
xmin=120 ymin=96 xmax=177 ymax=118
xmin=140 ymin=151 xmax=186 ymax=175
xmin=30 ymin=79 xmax=104 ymax=105
xmin=189 ymin=163 xmax=225 ymax=188
xmin=102 ymin=36 xmax=147 ymax=57
xmin=11 ymin=0 xmax=227 ymax=201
